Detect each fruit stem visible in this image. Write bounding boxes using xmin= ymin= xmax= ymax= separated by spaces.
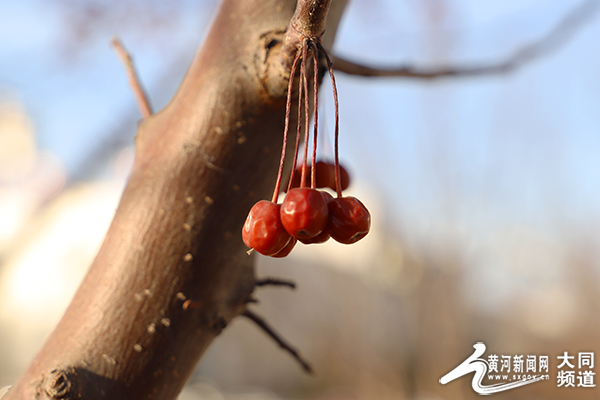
xmin=300 ymin=41 xmax=311 ymax=189
xmin=273 ymin=47 xmax=303 ymax=203
xmin=317 ymin=42 xmax=342 ymax=198
xmin=287 ymin=65 xmax=304 ymax=193
xmin=310 ymin=41 xmax=319 ymax=190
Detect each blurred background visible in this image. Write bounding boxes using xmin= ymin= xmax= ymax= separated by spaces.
xmin=1 ymin=0 xmax=600 ymax=399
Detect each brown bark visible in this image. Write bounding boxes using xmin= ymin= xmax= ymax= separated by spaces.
xmin=5 ymin=1 xmax=348 ymax=399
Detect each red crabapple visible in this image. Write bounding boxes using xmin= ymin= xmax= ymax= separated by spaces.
xmin=280 ymin=188 xmax=329 ymax=239
xmin=271 ymin=237 xmax=297 ymax=258
xmin=242 ymin=200 xmax=291 ymax=256
xmin=288 ymin=162 xmax=331 ymax=190
xmin=336 ymin=164 xmax=351 ymax=192
xmin=298 ymin=191 xmax=333 ymax=244
xmin=326 ymin=196 xmax=370 ymax=244
xmin=243 ymin=39 xmax=369 ymax=256
xmin=287 ymin=161 xmax=351 ymax=192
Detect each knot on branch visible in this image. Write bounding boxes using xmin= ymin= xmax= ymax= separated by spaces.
xmin=39 ymin=368 xmax=77 ymax=400
xmin=209 ymin=312 xmax=228 ymax=333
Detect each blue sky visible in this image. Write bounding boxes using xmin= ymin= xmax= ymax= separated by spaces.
xmin=334 ymin=0 xmax=600 ymax=232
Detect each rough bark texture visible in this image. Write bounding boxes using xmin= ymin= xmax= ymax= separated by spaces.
xmin=5 ymin=0 xmax=348 ymax=399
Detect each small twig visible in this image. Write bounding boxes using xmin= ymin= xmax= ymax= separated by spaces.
xmin=282 ymin=0 xmax=333 ymax=67
xmin=255 ymin=277 xmax=297 ymax=289
xmin=290 ymin=0 xmax=331 ymax=38
xmin=110 ymin=36 xmax=153 ymax=117
xmin=182 ymin=299 xmax=202 ymax=310
xmin=332 ymin=0 xmax=598 ymax=79
xmin=242 ymin=309 xmax=313 ymax=374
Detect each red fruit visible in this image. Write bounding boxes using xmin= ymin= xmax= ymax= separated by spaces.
xmin=242 ymin=200 xmax=291 ymax=256
xmin=327 ymin=196 xmax=370 ymax=244
xmin=321 ymin=190 xmax=334 ymax=203
xmin=315 ymin=161 xmax=335 ymax=189
xmin=280 ymin=188 xmax=329 ymax=239
xmin=288 ymin=170 xmax=301 ymax=190
xmin=288 ymin=161 xmax=331 ymax=189
xmin=286 ymin=161 xmax=351 ymax=192
xmin=299 ymin=228 xmax=331 ymax=244
xmin=299 ymin=191 xmax=333 ymax=244
xmin=271 ymin=237 xmax=297 ymax=257
xmin=337 ymin=164 xmax=351 ymax=191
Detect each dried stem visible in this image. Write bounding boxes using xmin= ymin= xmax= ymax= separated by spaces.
xmin=287 ymin=61 xmax=304 ymax=193
xmin=256 ymin=277 xmax=297 ymax=289
xmin=242 ymin=309 xmax=313 ymax=374
xmin=310 ymin=41 xmax=319 ymax=190
xmin=110 ymin=36 xmax=153 ymax=117
xmin=317 ymin=42 xmax=341 ymax=198
xmin=272 ymin=48 xmax=302 ymax=203
xmin=300 ymin=42 xmax=311 ymax=189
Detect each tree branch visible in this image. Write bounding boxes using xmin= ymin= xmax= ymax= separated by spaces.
xmin=256 ymin=277 xmax=297 ymax=289
xmin=111 ymin=36 xmax=153 ymax=117
xmin=333 ymin=0 xmax=598 ymax=79
xmin=4 ymin=1 xmax=349 ymax=399
xmin=242 ymin=310 xmax=313 ymax=374
xmin=282 ymin=0 xmax=347 ymax=66
xmin=289 ymin=0 xmax=332 ymax=38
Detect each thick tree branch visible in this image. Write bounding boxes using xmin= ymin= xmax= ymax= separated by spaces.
xmin=5 ymin=1 xmax=349 ymax=399
xmin=333 ymin=0 xmax=598 ymax=79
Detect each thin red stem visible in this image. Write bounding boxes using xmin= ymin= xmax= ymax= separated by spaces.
xmin=317 ymin=42 xmax=341 ymax=197
xmin=286 ymin=41 xmax=307 ymax=193
xmin=272 ymin=48 xmax=302 ymax=203
xmin=287 ymin=68 xmax=303 ymax=193
xmin=310 ymin=41 xmax=319 ymax=190
xmin=300 ymin=41 xmax=311 ymax=189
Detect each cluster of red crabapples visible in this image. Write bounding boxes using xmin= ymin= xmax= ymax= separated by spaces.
xmin=242 ymin=37 xmax=370 ymax=257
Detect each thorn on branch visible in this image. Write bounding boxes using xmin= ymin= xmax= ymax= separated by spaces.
xmin=332 ymin=0 xmax=599 ymax=80
xmin=256 ymin=277 xmax=297 ymax=289
xmin=182 ymin=299 xmax=202 ymax=310
xmin=111 ymin=36 xmax=153 ymax=117
xmin=242 ymin=309 xmax=313 ymax=374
